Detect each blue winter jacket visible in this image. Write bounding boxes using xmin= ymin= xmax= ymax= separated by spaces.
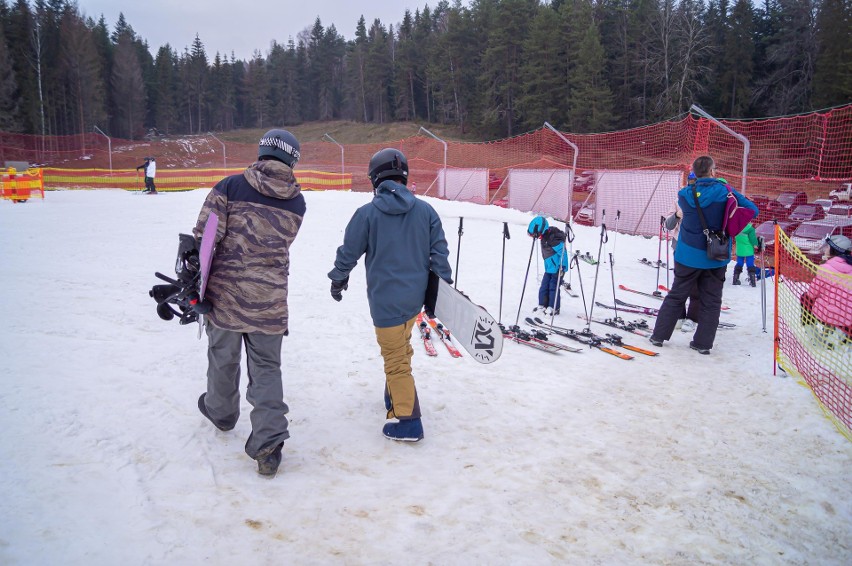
xmin=540 ymin=227 xmax=570 ymax=274
xmin=674 ymin=177 xmax=759 ymax=269
xmin=329 ymin=180 xmax=453 ymax=327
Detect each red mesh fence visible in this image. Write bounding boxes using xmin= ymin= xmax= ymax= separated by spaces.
xmin=774 ymin=227 xmax=852 ymax=440
xmin=1 ymin=105 xmax=849 ymax=215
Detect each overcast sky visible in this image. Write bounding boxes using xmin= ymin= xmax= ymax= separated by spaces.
xmin=74 ymin=0 xmax=438 ymax=61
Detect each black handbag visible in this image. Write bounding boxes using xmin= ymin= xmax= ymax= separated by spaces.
xmin=692 ymin=188 xmax=730 ymax=261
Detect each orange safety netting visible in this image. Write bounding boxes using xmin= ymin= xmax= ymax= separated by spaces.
xmin=774 ymin=226 xmax=852 ymax=440
xmin=41 ymin=168 xmax=352 ymax=192
xmin=0 ymin=104 xmax=849 ymax=203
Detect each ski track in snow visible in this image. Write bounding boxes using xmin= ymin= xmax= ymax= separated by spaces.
xmin=0 ymin=189 xmax=850 ymax=565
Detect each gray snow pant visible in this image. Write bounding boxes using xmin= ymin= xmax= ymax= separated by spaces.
xmin=204 ymin=324 xmax=290 ymax=459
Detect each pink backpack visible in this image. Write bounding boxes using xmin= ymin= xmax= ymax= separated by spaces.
xmin=723 ymin=188 xmax=756 ymax=237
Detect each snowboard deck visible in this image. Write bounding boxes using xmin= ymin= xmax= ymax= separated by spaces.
xmin=426 ymin=273 xmax=503 ymax=364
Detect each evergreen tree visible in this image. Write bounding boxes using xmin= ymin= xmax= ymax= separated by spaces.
xmin=478 ymin=0 xmax=537 ymax=137
xmin=517 ymin=3 xmax=565 ymax=131
xmin=110 ymin=34 xmax=145 ymax=138
xmin=350 ymin=16 xmax=370 ymax=122
xmin=0 ymin=20 xmax=21 ymax=131
xmin=566 ymin=1 xmax=615 ymax=132
xmin=719 ymin=0 xmax=754 ymax=117
xmin=152 ymin=44 xmax=178 ymax=133
xmin=811 ymin=0 xmax=852 ymax=109
xmin=394 ymin=10 xmax=417 ymax=121
xmin=242 ymin=51 xmax=269 ymax=128
xmin=187 ymin=34 xmax=208 ymax=133
xmin=364 ymin=19 xmax=393 ymax=123
xmin=754 ymin=0 xmax=818 ymax=115
xmin=58 ymin=9 xmax=106 ymax=134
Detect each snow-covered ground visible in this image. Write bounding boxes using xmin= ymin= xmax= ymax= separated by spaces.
xmin=1 ymin=189 xmax=850 ymax=565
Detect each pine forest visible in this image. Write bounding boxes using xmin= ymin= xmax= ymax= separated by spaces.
xmin=0 ymin=0 xmax=850 ymax=141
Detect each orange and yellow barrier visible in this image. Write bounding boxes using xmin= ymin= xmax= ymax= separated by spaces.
xmin=0 ymin=167 xmax=44 ymax=202
xmin=41 ymin=167 xmax=352 ymax=192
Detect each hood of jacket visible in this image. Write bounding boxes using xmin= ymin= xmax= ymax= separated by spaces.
xmin=243 ymin=160 xmax=301 ymax=200
xmin=372 ymin=180 xmax=416 ymax=215
xmin=680 ymin=177 xmax=727 ymax=209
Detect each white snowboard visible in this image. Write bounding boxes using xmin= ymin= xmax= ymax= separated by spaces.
xmin=430 ymin=276 xmax=503 ymax=364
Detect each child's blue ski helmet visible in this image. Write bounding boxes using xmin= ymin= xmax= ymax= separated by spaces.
xmin=528 ymin=216 xmax=548 ymax=236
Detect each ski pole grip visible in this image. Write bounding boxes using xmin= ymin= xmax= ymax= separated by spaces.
xmin=458 ymin=217 xmax=464 ymax=236
xmin=503 ymin=222 xmax=510 ymax=239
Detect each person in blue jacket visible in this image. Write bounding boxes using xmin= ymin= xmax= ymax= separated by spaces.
xmin=328 ymin=148 xmax=452 ymax=442
xmin=528 ymin=216 xmax=570 ymax=315
xmin=649 ymin=155 xmax=758 ymax=354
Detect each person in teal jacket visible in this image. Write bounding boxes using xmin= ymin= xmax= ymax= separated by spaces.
xmin=732 ymin=222 xmax=760 ymax=286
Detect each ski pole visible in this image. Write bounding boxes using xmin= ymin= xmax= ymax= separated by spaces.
xmin=759 ymin=236 xmax=767 ymax=333
xmin=572 ymin=252 xmax=588 ymax=322
xmin=611 ymin=210 xmax=621 ymax=262
xmin=499 ymin=222 xmax=510 ymax=324
xmin=548 ymin=223 xmax=573 ymax=327
xmin=665 ymin=223 xmax=671 ymax=289
xmin=608 ymin=252 xmax=620 ymax=321
xmin=561 ymin=222 xmax=576 ymax=295
xmin=454 ymin=217 xmax=463 ymax=288
xmin=515 ymin=226 xmax=540 ymax=327
xmin=586 ymin=223 xmax=608 ymax=331
xmin=653 ymin=216 xmax=664 ymax=296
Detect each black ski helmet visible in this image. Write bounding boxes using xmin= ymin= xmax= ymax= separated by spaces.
xmin=258 ymin=129 xmax=300 ymax=167
xmin=368 ymin=148 xmax=408 ymax=188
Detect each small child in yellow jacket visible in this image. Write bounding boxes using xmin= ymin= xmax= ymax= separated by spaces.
xmin=733 ymin=222 xmax=760 ymax=286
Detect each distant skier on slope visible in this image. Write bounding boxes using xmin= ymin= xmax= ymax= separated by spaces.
xmin=136 ymin=156 xmax=157 ymax=194
xmin=327 ymin=148 xmax=452 ymax=443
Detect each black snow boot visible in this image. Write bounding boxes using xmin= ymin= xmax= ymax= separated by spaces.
xmin=732 ymin=265 xmax=742 ymax=285
xmin=747 ymin=267 xmax=757 ymax=287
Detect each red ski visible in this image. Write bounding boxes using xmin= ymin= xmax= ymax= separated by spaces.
xmin=423 ymin=313 xmax=463 ymax=358
xmin=415 ymin=312 xmax=438 ymax=356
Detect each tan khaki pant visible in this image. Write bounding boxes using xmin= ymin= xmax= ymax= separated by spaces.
xmin=375 ymin=316 xmax=420 ymax=419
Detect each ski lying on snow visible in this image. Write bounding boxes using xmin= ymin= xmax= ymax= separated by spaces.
xmin=597 ymin=301 xmax=658 ymax=317
xmin=500 ymin=324 xmax=568 ymax=354
xmin=657 ymin=285 xmax=731 ymax=311
xmin=578 ymin=252 xmax=599 ymax=265
xmin=561 ymin=281 xmax=580 ymax=298
xmin=577 ymin=314 xmax=652 ymax=337
xmin=415 ymin=312 xmax=438 ymax=356
xmin=514 ymin=325 xmax=584 ymax=353
xmin=615 ymin=298 xmax=660 ymax=313
xmin=422 ymin=313 xmax=463 ymax=357
xmin=532 ymin=318 xmax=657 ymax=357
xmin=618 ymin=284 xmax=664 ymax=300
xmin=527 ymin=318 xmax=634 ymax=360
xmin=639 ymin=258 xmax=670 ymax=269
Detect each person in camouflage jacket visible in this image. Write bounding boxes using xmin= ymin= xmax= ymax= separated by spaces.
xmin=194 ymin=129 xmax=306 ymax=478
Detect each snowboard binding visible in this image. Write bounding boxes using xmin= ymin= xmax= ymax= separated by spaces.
xmin=149 ymin=233 xmax=211 ymax=324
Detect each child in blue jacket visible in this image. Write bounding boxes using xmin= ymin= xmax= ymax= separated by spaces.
xmin=528 ymin=216 xmax=570 ymax=315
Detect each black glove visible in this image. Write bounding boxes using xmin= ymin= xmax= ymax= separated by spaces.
xmin=330 ymin=277 xmax=349 ymax=302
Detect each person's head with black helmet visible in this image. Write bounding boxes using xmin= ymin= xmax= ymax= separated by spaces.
xmin=367 ymin=148 xmax=408 ymax=193
xmin=258 ymin=129 xmax=300 ymax=168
